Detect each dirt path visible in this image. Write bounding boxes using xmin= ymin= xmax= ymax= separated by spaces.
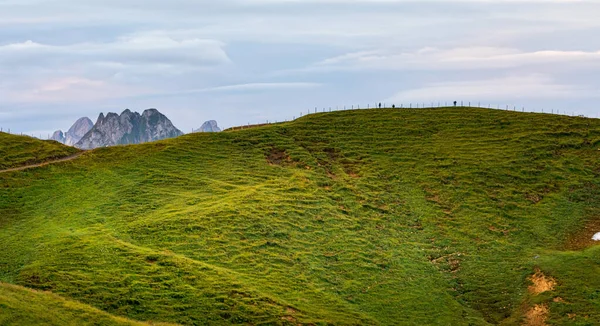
xmin=0 ymin=152 xmax=85 ymax=174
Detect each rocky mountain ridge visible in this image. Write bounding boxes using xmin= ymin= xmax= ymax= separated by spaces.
xmin=75 ymin=109 xmax=183 ymax=149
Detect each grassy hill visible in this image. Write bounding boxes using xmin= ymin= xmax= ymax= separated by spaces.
xmin=1 ymin=108 xmax=600 ymax=325
xmin=0 ymin=282 xmax=174 ymax=325
xmin=0 ymin=132 xmax=80 ymax=170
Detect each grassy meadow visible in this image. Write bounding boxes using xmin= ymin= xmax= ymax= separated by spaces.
xmin=0 ymin=282 xmax=176 ymax=326
xmin=0 ymin=132 xmax=80 ymax=170
xmin=1 ymin=107 xmax=600 ymax=325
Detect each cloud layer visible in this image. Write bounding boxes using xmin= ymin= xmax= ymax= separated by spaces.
xmin=1 ymin=0 xmax=599 ymax=135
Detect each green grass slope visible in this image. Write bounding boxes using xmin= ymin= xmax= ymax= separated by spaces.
xmin=1 ymin=108 xmax=600 ymax=325
xmin=0 ymin=132 xmax=80 ymax=170
xmin=0 ymin=282 xmax=173 ymax=325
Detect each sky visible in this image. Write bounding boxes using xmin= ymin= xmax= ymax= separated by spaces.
xmin=1 ymin=0 xmax=600 ymax=136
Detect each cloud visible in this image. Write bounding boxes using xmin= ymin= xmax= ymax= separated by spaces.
xmin=384 ymin=74 xmax=594 ymax=104
xmin=311 ymin=47 xmax=600 ymax=72
xmin=0 ymin=33 xmax=229 ymax=69
xmin=4 ymin=77 xmax=151 ymax=103
xmin=0 ymin=31 xmax=232 ymax=104
xmin=1 ymin=0 xmax=600 ymax=135
xmin=121 ymin=82 xmax=323 ymax=99
xmin=199 ymin=82 xmax=321 ymax=92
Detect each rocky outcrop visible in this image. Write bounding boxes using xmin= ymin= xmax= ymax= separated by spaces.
xmin=75 ymin=109 xmax=183 ymax=149
xmin=51 ymin=117 xmax=93 ymax=146
xmin=194 ymin=120 xmax=221 ymax=133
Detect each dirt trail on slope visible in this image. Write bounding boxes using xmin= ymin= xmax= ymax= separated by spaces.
xmin=0 ymin=152 xmax=85 ymax=174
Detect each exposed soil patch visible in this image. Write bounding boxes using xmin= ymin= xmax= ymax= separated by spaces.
xmin=488 ymin=226 xmax=512 ymax=236
xmin=564 ymin=217 xmax=600 ymax=250
xmin=281 ymin=315 xmax=299 ymax=325
xmin=267 ymin=148 xmax=292 ymax=165
xmin=346 ymin=170 xmax=360 ymax=178
xmin=429 ymin=253 xmax=462 ymax=273
xmin=528 ymin=269 xmax=556 ymax=295
xmin=524 ymin=304 xmax=549 ymax=326
xmin=525 ymin=193 xmax=543 ymax=204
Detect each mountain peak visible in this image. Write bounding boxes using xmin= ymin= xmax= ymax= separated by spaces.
xmin=143 ymin=108 xmax=160 ymax=115
xmin=50 ymin=117 xmax=93 ymax=146
xmin=50 ymin=130 xmax=65 ymax=143
xmin=195 ymin=120 xmax=221 ymax=133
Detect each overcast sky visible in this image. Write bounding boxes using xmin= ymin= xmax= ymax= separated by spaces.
xmin=1 ymin=0 xmax=600 ymax=136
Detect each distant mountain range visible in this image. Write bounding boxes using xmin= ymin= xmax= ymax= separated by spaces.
xmin=51 ymin=109 xmax=220 ymax=149
xmin=76 ymin=109 xmax=183 ymax=149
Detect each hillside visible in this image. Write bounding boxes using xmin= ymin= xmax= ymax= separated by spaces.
xmin=1 ymin=108 xmax=600 ymax=325
xmin=0 ymin=282 xmax=174 ymax=326
xmin=0 ymin=132 xmax=80 ymax=170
